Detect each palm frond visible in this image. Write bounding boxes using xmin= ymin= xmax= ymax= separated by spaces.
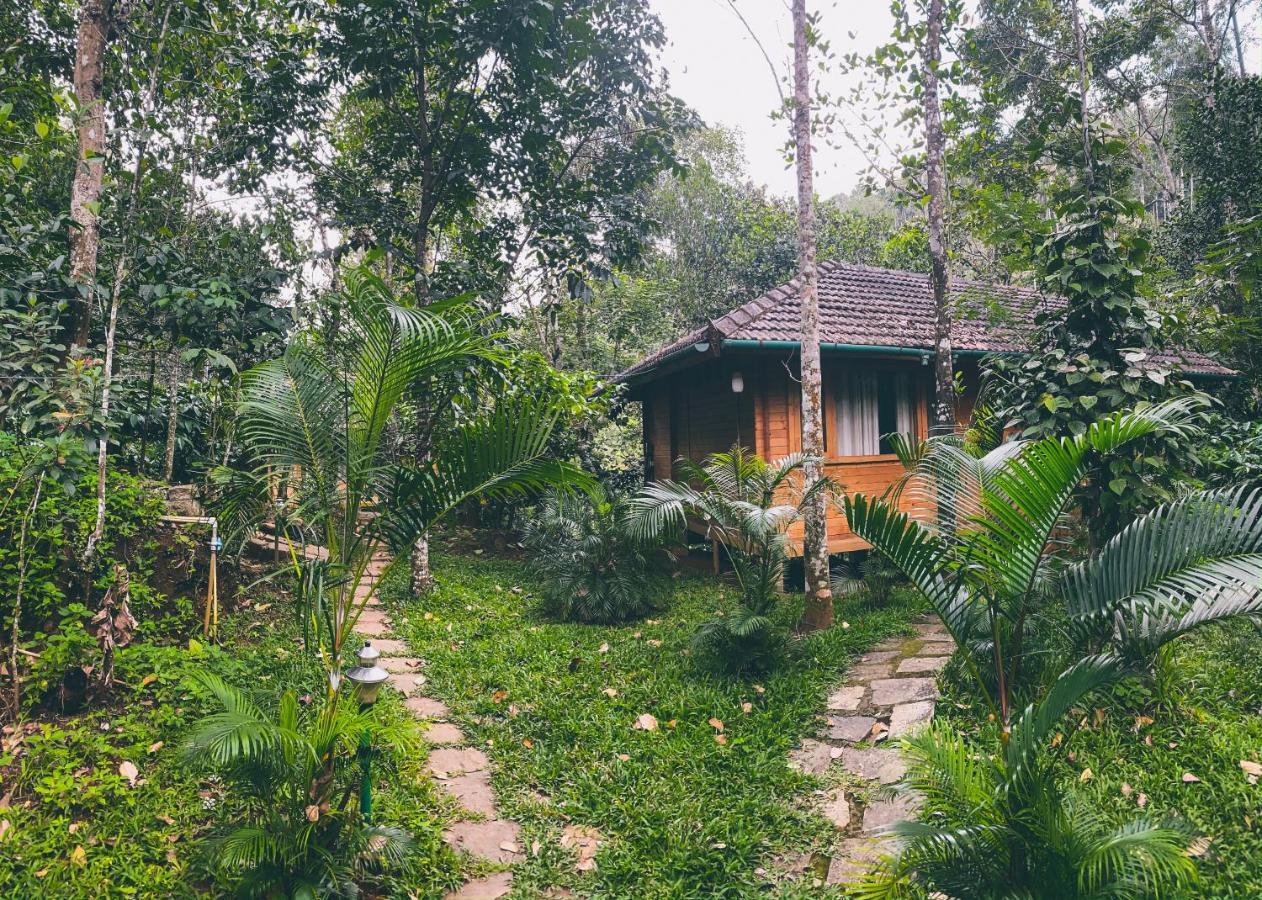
xmin=1065 ymin=487 xmax=1262 ymax=651
xmin=1005 ymin=653 xmax=1124 ymax=785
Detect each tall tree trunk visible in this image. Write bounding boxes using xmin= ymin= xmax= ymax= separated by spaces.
xmin=163 ymin=353 xmax=180 ymax=482
xmin=84 ymin=6 xmax=171 ymax=575
xmin=923 ymin=0 xmax=955 ymax=432
xmin=66 ymin=0 xmax=111 ymax=354
xmin=792 ymin=0 xmax=832 ymax=632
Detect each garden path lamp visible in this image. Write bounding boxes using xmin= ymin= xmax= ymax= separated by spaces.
xmin=345 ymin=642 xmax=389 ymax=822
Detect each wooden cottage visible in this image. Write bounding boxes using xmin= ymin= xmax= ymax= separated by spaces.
xmin=613 ymin=262 xmax=1232 ymax=555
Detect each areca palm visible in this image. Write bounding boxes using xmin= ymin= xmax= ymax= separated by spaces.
xmin=218 ymin=268 xmax=591 ymax=688
xmin=844 ymin=399 xmax=1262 ymax=896
xmin=626 ymin=448 xmax=831 ymax=667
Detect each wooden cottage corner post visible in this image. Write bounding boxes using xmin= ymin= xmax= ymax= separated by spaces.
xmin=792 ymin=0 xmax=833 ymax=631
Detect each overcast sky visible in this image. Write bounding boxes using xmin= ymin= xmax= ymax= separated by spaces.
xmin=650 ymin=0 xmax=899 ymax=199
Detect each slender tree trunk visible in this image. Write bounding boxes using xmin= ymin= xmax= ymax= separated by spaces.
xmin=792 ymin=0 xmax=833 ymax=632
xmin=163 ymin=353 xmax=180 ymax=482
xmin=66 ymin=0 xmax=111 ymax=354
xmin=138 ymin=351 xmax=156 ymax=472
xmin=1070 ymin=0 xmax=1094 ymax=190
xmin=8 ymin=474 xmax=45 ymax=720
xmin=923 ymin=0 xmax=955 ymax=433
xmin=1230 ymin=4 xmax=1247 ymax=76
xmin=84 ymin=6 xmax=171 ymax=573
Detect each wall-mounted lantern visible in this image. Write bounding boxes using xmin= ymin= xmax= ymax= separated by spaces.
xmin=731 ymin=371 xmax=745 ymax=394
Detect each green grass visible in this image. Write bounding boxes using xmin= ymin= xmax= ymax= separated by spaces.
xmin=385 ymin=552 xmax=927 ymax=898
xmin=937 ymin=622 xmax=1262 ymax=899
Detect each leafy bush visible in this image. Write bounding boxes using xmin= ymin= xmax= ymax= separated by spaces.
xmin=1196 ymin=413 xmax=1262 ymax=489
xmin=185 ymin=673 xmax=420 ymax=898
xmin=627 ymin=448 xmax=829 ymax=672
xmin=845 ymin=401 xmax=1262 ymax=895
xmin=522 ymin=488 xmax=672 ymax=624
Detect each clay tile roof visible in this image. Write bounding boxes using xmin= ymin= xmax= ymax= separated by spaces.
xmin=613 ymin=261 xmax=1233 ymax=383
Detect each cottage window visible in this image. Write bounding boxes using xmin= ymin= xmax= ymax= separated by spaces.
xmin=834 ymin=371 xmax=915 ymax=456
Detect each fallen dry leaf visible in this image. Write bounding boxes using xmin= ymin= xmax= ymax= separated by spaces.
xmin=1137 ymin=792 xmax=1149 ymax=808
xmin=1080 ymin=768 xmax=1093 ymax=783
xmin=1121 ymin=782 xmax=1133 ymax=797
xmin=1182 ymin=772 xmax=1201 ymax=783
xmin=118 ymin=760 xmax=139 ymax=786
xmin=147 ymin=741 xmax=163 ymax=754
xmin=666 ymin=719 xmax=678 ymax=728
xmin=1240 ymin=760 xmax=1262 ymax=778
xmin=741 ymin=702 xmax=752 ymax=714
xmin=1134 ymin=715 xmax=1154 ymax=731
xmin=0 ymin=820 xmax=10 ymax=843
xmin=140 ymin=674 xmax=158 ymax=688
xmin=633 ymin=713 xmax=658 ymax=731
xmin=598 ymin=643 xmax=609 ymax=653
xmin=423 ymin=612 xmax=434 ymax=620
xmin=754 ymin=684 xmax=765 ymax=694
xmin=603 ymin=688 xmax=617 ymax=698
xmin=522 ymin=738 xmax=533 ymax=749
xmin=34 ymin=869 xmax=47 ymax=879
xmin=491 ymin=690 xmax=508 ymax=704
xmin=646 ymin=639 xmax=662 ymax=648
xmin=305 ymin=805 xmax=320 ymax=823
xmin=708 ymin=717 xmax=725 ymax=732
xmin=560 ymin=825 xmax=603 ymax=873
xmin=70 ymin=845 xmax=86 ymax=867
xmin=714 ymin=734 xmax=728 ymax=745
xmin=617 ymin=753 xmax=630 ymax=761
xmin=1187 ymin=836 xmax=1212 ymax=858
xmin=68 ymin=822 xmax=81 ymax=834
xmin=156 ymin=815 xmax=175 ymax=826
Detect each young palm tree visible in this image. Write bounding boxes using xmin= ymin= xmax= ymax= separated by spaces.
xmin=843 ymin=398 xmax=1262 ymax=896
xmin=216 ymin=268 xmax=591 ymax=689
xmin=626 ymin=447 xmax=831 ymax=668
xmin=186 ymin=673 xmax=418 ymax=898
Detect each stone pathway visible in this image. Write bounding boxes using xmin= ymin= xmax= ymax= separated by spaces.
xmin=787 ymin=615 xmax=955 ymax=887
xmin=353 ymin=554 xmax=518 ymax=900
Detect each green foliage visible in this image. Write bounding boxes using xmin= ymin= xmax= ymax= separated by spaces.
xmin=626 ymin=448 xmax=831 ymax=672
xmin=843 ymin=402 xmax=1262 ymax=894
xmin=522 ymin=489 xmax=672 ymax=624
xmin=0 ymin=435 xmax=166 ymax=655
xmin=185 ymin=673 xmax=420 ymax=898
xmin=855 ymin=722 xmax=1198 ymax=898
xmin=983 ymin=119 xmax=1209 ymax=543
xmin=217 ymin=267 xmax=592 ymax=683
xmin=0 ymin=601 xmax=459 ymax=898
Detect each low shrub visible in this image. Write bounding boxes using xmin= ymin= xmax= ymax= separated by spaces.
xmin=522 ymin=488 xmax=672 ymax=624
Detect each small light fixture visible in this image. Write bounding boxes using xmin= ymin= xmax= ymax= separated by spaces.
xmin=921 ymin=353 xmax=931 ymax=366
xmin=345 ymin=642 xmax=389 ymax=707
xmin=731 ymin=371 xmax=745 ymax=393
xmin=345 ymin=641 xmax=390 ymax=824
xmin=693 ymin=341 xmax=710 ymax=353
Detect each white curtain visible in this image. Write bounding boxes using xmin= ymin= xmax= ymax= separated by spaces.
xmin=835 ymin=371 xmax=880 ymax=455
xmin=835 ymin=372 xmax=914 ymax=456
xmin=893 ymin=373 xmax=913 ymax=438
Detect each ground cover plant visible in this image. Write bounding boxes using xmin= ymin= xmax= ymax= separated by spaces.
xmin=0 ymin=601 xmax=464 ymax=898
xmin=385 ymin=550 xmax=928 ymax=898
xmin=937 ymin=618 xmax=1262 ymax=898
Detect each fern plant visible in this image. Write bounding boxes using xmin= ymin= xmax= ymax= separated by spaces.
xmin=185 ymin=673 xmax=419 ymax=898
xmin=626 ymin=447 xmax=831 ymax=671
xmin=844 ymin=399 xmax=1262 ymax=896
xmin=522 ymin=488 xmax=672 ymax=623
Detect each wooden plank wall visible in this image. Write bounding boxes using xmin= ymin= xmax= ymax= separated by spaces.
xmin=647 ymin=353 xmax=982 ymax=554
